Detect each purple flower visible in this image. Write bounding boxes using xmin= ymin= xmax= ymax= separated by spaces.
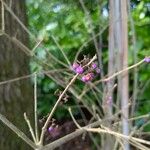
xmin=81 ymin=73 xmax=94 ymax=82
xmin=92 ymin=63 xmax=97 ymax=69
xmin=48 ymin=126 xmax=60 ymax=137
xmin=81 ymin=76 xmax=88 ymax=82
xmin=75 ymin=66 xmax=84 ymax=74
xmin=144 ymin=57 xmax=150 ymax=63
xmin=72 ymin=63 xmax=84 ymax=74
xmin=48 ymin=127 xmax=53 ymax=133
xmin=72 ymin=63 xmax=79 ymax=70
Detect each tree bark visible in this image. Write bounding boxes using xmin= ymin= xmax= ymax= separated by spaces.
xmin=120 ymin=1 xmax=130 ymax=149
xmin=0 ymin=0 xmax=33 ymax=150
xmin=104 ymin=0 xmax=130 ymax=149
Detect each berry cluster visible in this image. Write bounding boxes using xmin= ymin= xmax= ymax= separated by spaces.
xmin=72 ymin=58 xmax=100 ymax=83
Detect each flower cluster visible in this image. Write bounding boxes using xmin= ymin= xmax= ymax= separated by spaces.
xmin=72 ymin=57 xmax=100 ymax=83
xmin=72 ymin=63 xmax=84 ymax=74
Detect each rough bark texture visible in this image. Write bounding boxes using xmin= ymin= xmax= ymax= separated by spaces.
xmin=0 ymin=0 xmax=33 ymax=150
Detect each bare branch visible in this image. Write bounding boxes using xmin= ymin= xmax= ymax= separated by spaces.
xmin=0 ymin=113 xmax=37 ymax=149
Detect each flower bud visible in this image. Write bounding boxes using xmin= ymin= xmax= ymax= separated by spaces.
xmin=81 ymin=73 xmax=94 ymax=82
xmin=75 ymin=66 xmax=84 ymax=74
xmin=72 ymin=63 xmax=79 ymax=70
xmin=48 ymin=127 xmax=53 ymax=133
xmin=92 ymin=63 xmax=97 ymax=69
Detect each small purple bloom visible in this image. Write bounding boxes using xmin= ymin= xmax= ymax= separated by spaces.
xmin=144 ymin=57 xmax=150 ymax=63
xmin=75 ymin=66 xmax=84 ymax=74
xmin=48 ymin=127 xmax=53 ymax=133
xmin=81 ymin=76 xmax=87 ymax=82
xmin=92 ymin=63 xmax=97 ymax=69
xmin=48 ymin=126 xmax=60 ymax=137
xmin=96 ymin=68 xmax=101 ymax=74
xmin=81 ymin=73 xmax=94 ymax=83
xmin=72 ymin=63 xmax=79 ymax=70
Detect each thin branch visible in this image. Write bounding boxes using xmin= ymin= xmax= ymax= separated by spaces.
xmin=128 ymin=0 xmax=138 ymax=117
xmin=79 ymin=58 xmax=146 ymax=99
xmin=86 ymin=127 xmax=150 ymax=146
xmin=68 ymin=107 xmax=81 ymax=129
xmin=51 ymin=35 xmax=71 ymax=66
xmin=24 ymin=113 xmax=37 ymax=143
xmin=0 ymin=74 xmax=33 ymax=86
xmin=0 ymin=113 xmax=37 ymax=149
xmin=1 ymin=0 xmax=34 ymax=39
xmin=32 ymin=39 xmax=43 ymax=53
xmin=79 ymin=0 xmax=104 ymax=80
xmin=34 ymin=72 xmax=39 ymax=142
xmin=39 ymin=55 xmax=97 ymax=144
xmin=1 ymin=0 xmax=5 ymax=31
xmin=42 ymin=120 xmax=102 ymax=150
xmin=43 ymin=106 xmax=133 ymax=150
xmin=74 ymin=25 xmax=108 ymax=63
xmin=39 ymin=73 xmax=79 ymax=145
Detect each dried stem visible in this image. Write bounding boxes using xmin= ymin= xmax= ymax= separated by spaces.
xmin=79 ymin=58 xmax=146 ymax=99
xmin=34 ymin=72 xmax=39 ymax=142
xmin=0 ymin=113 xmax=37 ymax=149
xmin=1 ymin=0 xmax=5 ymax=31
xmin=39 ymin=74 xmax=79 ymax=145
xmin=24 ymin=113 xmax=37 ymax=143
xmin=51 ymin=35 xmax=71 ymax=66
xmin=86 ymin=127 xmax=150 ymax=146
xmin=68 ymin=107 xmax=81 ymax=129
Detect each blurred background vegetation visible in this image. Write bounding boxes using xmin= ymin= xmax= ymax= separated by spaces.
xmin=26 ymin=0 xmax=150 ymax=130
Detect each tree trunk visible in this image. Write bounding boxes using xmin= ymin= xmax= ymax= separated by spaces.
xmin=103 ymin=0 xmax=130 ymax=149
xmin=120 ymin=1 xmax=130 ymax=149
xmin=102 ymin=0 xmax=115 ymax=149
xmin=0 ymin=0 xmax=33 ymax=150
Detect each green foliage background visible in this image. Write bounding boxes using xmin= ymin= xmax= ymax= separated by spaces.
xmin=26 ymin=0 xmax=150 ymax=129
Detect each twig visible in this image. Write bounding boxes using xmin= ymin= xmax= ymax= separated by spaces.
xmin=128 ymin=0 xmax=138 ymax=117
xmin=1 ymin=0 xmax=5 ymax=31
xmin=74 ymin=25 xmax=108 ymax=63
xmin=39 ymin=73 xmax=79 ymax=145
xmin=79 ymin=58 xmax=146 ymax=98
xmin=39 ymin=55 xmax=97 ymax=144
xmin=42 ymin=120 xmax=102 ymax=150
xmin=34 ymin=72 xmax=39 ymax=142
xmin=2 ymin=0 xmax=34 ymax=39
xmin=103 ymin=59 xmax=144 ymax=82
xmin=86 ymin=127 xmax=150 ymax=146
xmin=24 ymin=113 xmax=37 ymax=143
xmin=79 ymin=0 xmax=104 ymax=79
xmin=68 ymin=107 xmax=81 ymax=129
xmin=113 ymin=113 xmax=150 ymax=126
xmin=41 ymin=105 xmax=133 ymax=150
xmin=0 ymin=113 xmax=37 ymax=149
xmin=32 ymin=39 xmax=43 ymax=53
xmin=51 ymin=35 xmax=71 ymax=66
xmin=0 ymin=74 xmax=34 ymax=86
